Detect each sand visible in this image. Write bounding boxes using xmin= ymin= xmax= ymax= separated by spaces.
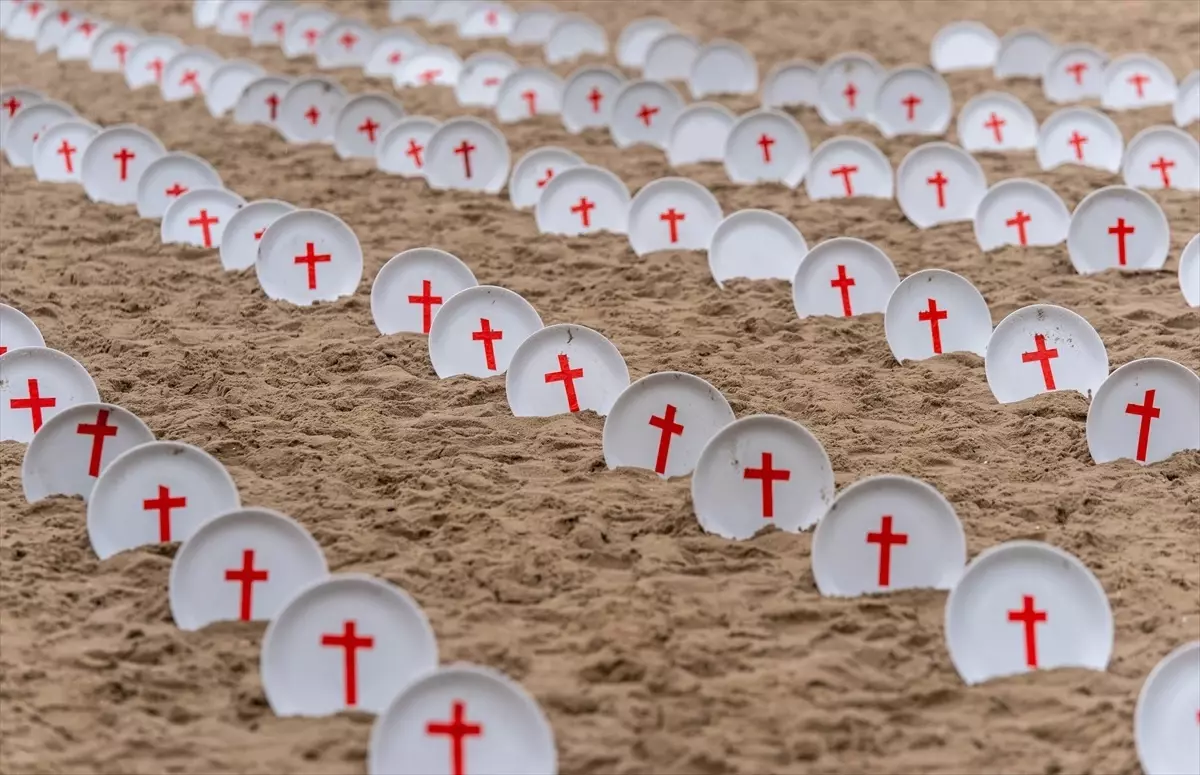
xmin=1 ymin=1 xmax=1198 ymax=773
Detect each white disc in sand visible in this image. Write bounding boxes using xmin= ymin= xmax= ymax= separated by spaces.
xmin=805 ymin=136 xmax=893 ymax=200
xmin=610 ymin=79 xmax=684 ymax=150
xmin=602 ymin=372 xmax=734 ymax=478
xmin=1135 ymin=641 xmax=1200 ymax=775
xmin=90 ymin=26 xmax=142 ymax=73
xmin=22 ymin=402 xmax=154 ymax=503
xmin=813 ymin=475 xmax=965 ymax=597
xmin=33 ymin=7 xmax=77 ymax=54
xmin=1181 ymin=234 xmax=1200 ymax=307
xmin=278 ymin=76 xmax=347 ymax=144
xmin=365 ymin=30 xmax=426 ymax=80
xmin=507 ymin=6 xmax=557 ymax=45
xmin=560 ymin=65 xmax=625 ymax=134
xmin=161 ymin=47 xmax=222 ymax=102
xmin=872 ymin=66 xmax=952 ymax=138
xmin=371 ymin=248 xmax=478 ymax=336
xmin=816 ymin=51 xmax=885 ymax=125
xmin=162 ymin=188 xmax=245 ymax=249
xmin=397 ymin=46 xmax=463 ymax=88
xmin=136 ymin=151 xmax=223 ymax=220
xmin=543 ymin=13 xmax=606 ymax=65
xmin=616 ymin=16 xmax=673 ymax=69
xmin=249 ymin=2 xmax=296 ymax=48
xmin=376 ymin=115 xmax=439 ymax=177
xmin=5 ymin=99 xmax=75 ymax=168
xmin=88 ymin=440 xmax=241 ymax=559
xmin=0 ymin=87 xmax=44 ymax=150
xmin=1122 ymin=125 xmax=1200 ymax=191
xmin=884 ymin=268 xmax=991 ymax=362
xmin=428 ymin=286 xmax=543 ymax=378
xmin=762 ymin=59 xmax=819 ymax=109
xmin=459 ymin=3 xmax=515 ymax=39
xmin=945 ymin=541 xmax=1112 ymax=685
xmin=233 ymin=75 xmax=292 ymax=128
xmin=691 ymin=414 xmax=834 ymax=540
xmin=1067 ymin=185 xmax=1169 ymax=274
xmin=0 ymin=303 xmax=45 ymax=355
xmin=1087 ymin=358 xmax=1200 ymax=465
xmin=6 ymin=0 xmax=54 ymax=40
xmin=1037 ymin=106 xmax=1123 ymax=172
xmin=666 ymin=102 xmax=735 ymax=167
xmin=454 ymin=51 xmax=517 ymax=107
xmin=688 ymin=39 xmax=757 ymax=99
xmin=974 ymin=178 xmax=1070 ymax=251
xmin=792 ymin=237 xmax=899 ymax=320
xmin=930 ymin=21 xmax=999 ymax=72
xmin=1101 ymin=53 xmax=1178 ymax=110
xmin=256 ymin=209 xmax=363 ymax=306
xmin=957 ymin=91 xmax=1038 ymax=153
xmin=506 ymin=324 xmax=630 ymax=417
xmin=896 ymin=142 xmax=988 ymax=229
xmin=193 ymin=0 xmax=222 ymax=28
xmin=368 ymin=664 xmax=556 ymax=775
xmin=424 ymin=117 xmax=510 ymax=194
xmin=509 ymin=146 xmax=583 ymax=210
xmin=80 ymin=124 xmax=166 ymax=206
xmin=627 ymin=177 xmax=722 ymax=256
xmin=535 ymin=165 xmax=630 ymax=236
xmin=205 ymin=58 xmax=265 ymax=118
xmin=261 ymin=574 xmax=438 ymax=716
xmin=219 ymin=199 xmax=295 ymax=272
xmin=215 ymin=0 xmax=265 ymax=37
xmin=707 ymin=209 xmax=807 ymax=288
xmin=332 ymin=93 xmax=405 ymax=160
xmin=1043 ymin=44 xmax=1108 ymax=104
xmin=58 ymin=17 xmax=108 ymax=62
xmin=315 ymin=19 xmax=374 ymax=70
xmin=1175 ymin=70 xmax=1200 ymax=127
xmin=282 ymin=8 xmax=335 ymax=59
xmin=723 ymin=108 xmax=810 ymax=188
xmin=994 ymin=29 xmax=1056 ymax=80
xmin=495 ymin=67 xmax=563 ymax=123
xmin=643 ymin=33 xmax=699 ymax=83
xmin=984 ymin=304 xmax=1108 ymax=404
xmin=0 ymin=347 xmax=98 ymax=443
xmin=170 ymin=507 xmax=328 ymax=630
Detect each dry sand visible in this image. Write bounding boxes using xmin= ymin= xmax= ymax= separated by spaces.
xmin=1 ymin=1 xmax=1199 ymax=773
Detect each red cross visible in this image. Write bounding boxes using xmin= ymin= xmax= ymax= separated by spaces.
xmin=26 ymin=1 xmax=43 ymax=17
xmin=180 ymin=69 xmax=201 ymax=94
xmin=339 ymin=31 xmax=358 ymax=50
xmin=454 ymin=140 xmax=476 ymax=178
xmin=302 ymin=27 xmax=320 ymax=47
xmin=357 ymin=116 xmax=380 ymax=143
xmin=1006 ymin=210 xmax=1032 ymax=246
xmin=485 ymin=9 xmax=499 ymax=25
xmin=272 ymin=20 xmax=286 ymax=39
xmin=165 ymin=183 xmax=187 ymax=197
xmin=254 ymin=227 xmax=266 ymax=240
xmin=76 ymin=408 xmax=118 ymax=477
xmin=471 ymin=318 xmax=503 ymax=370
xmin=866 ymin=515 xmax=908 ymax=587
xmin=78 ymin=20 xmax=97 ymax=36
xmin=1007 ymin=594 xmax=1047 ymax=668
xmin=265 ymin=93 xmax=279 ymax=121
xmin=648 ymin=403 xmax=684 ymax=475
xmin=1066 ymin=62 xmax=1088 ymax=85
xmin=9 ymin=378 xmax=56 ymax=433
xmin=387 ymin=50 xmax=402 ymax=65
xmin=112 ymin=41 xmax=129 ymax=66
xmin=56 ymin=9 xmax=70 ymax=24
xmin=757 ymin=133 xmax=775 ymax=163
xmin=237 ymin=10 xmax=252 ymax=30
xmin=535 ymin=168 xmax=554 ymax=188
xmin=659 ymin=208 xmax=686 ymax=243
xmin=113 ymin=147 xmax=135 ymax=181
xmin=3 ymin=96 xmax=22 ymax=117
xmin=742 ymin=451 xmax=790 ymax=518
xmin=570 ymin=197 xmax=595 ymax=227
xmin=830 ymin=264 xmax=856 ymax=317
xmin=147 ymin=57 xmax=164 ymax=84
xmin=1067 ymin=130 xmax=1088 ymax=161
xmin=587 ymin=87 xmax=603 ymax=113
xmin=543 ymin=353 xmax=584 ymax=412
xmin=57 ymin=139 xmax=77 ymax=173
xmin=521 ymin=89 xmax=537 ymax=116
xmin=482 ymin=76 xmax=501 ymax=87
xmin=294 ymin=242 xmax=332 ymax=291
xmin=1021 ymin=334 xmax=1059 ymax=391
xmin=224 ymin=549 xmax=269 ymax=621
xmin=636 ymin=104 xmax=659 ymax=127
xmin=901 ymin=93 xmax=922 ymax=122
xmin=304 ymin=105 xmax=321 ymax=126
xmin=407 ymin=280 xmax=442 ymax=334
xmin=1107 ymin=217 xmax=1135 ymax=266
xmin=1150 ymin=156 xmax=1175 ymax=187
xmin=918 ymin=297 xmax=948 ymax=354
xmin=187 ymin=208 xmax=220 ymax=248
xmin=926 ymin=170 xmax=949 ymax=209
xmin=1127 ymin=72 xmax=1150 ymax=98
xmin=1124 ymin=389 xmax=1161 ymax=463
xmin=419 ymin=68 xmax=442 ymax=84
xmin=426 ymin=701 xmax=484 ymax=775
xmin=320 ymin=620 xmax=374 ymax=707
xmin=843 ymin=81 xmax=857 ymax=109
xmin=830 ymin=164 xmax=858 ymax=196
xmin=983 ymin=112 xmax=1006 ymax=143
xmin=143 ymin=484 xmax=187 ymax=542
xmin=406 ymin=139 xmax=424 ymax=168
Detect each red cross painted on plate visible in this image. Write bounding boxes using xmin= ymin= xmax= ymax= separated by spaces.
xmin=9 ymin=378 xmax=56 ymax=433
xmin=426 ymin=700 xmax=484 ymax=775
xmin=1006 ymin=210 xmax=1031 ymax=246
xmin=265 ymin=93 xmax=279 ymax=121
xmin=56 ymin=9 xmax=70 ymax=25
xmin=320 ymin=620 xmax=374 ymax=707
xmin=237 ymin=10 xmax=252 ymax=30
xmin=757 ymin=133 xmax=775 ymax=163
xmin=112 ymin=40 xmax=129 ymax=66
xmin=1067 ymin=130 xmax=1088 ymax=161
xmin=165 ymin=183 xmax=187 ymax=198
xmin=406 ymin=139 xmax=424 ymax=168
xmin=918 ymin=297 xmax=948 ymax=354
xmin=78 ymin=20 xmax=97 ymax=36
xmin=1107 ymin=217 xmax=1135 ymax=265
xmin=636 ymin=104 xmax=659 ymax=127
xmin=830 ymin=164 xmax=858 ymax=196
xmin=419 ymin=69 xmax=442 ymax=85
xmin=984 ymin=112 xmax=1005 ymax=143
xmin=144 ymin=484 xmax=187 ymax=542
xmin=1124 ymin=388 xmax=1161 ymax=462
xmin=113 ymin=147 xmax=135 ymax=181
xmin=926 ymin=170 xmax=949 ymax=209
xmin=302 ymin=28 xmax=320 ymax=48
xmin=147 ymin=57 xmax=164 ymax=84
xmin=387 ymin=50 xmax=403 ymax=65
xmin=472 ymin=318 xmax=503 ymax=371
xmin=482 ymin=76 xmax=500 ymax=87
xmin=454 ymin=140 xmax=476 ymax=178
xmin=339 ymin=31 xmax=358 ymax=51
xmin=3 ymin=97 xmax=22 ymax=117
xmin=26 ymin=1 xmax=44 ymax=18
xmin=587 ymin=87 xmax=603 ymax=113
xmin=254 ymin=227 xmax=267 ymax=240
xmin=76 ymin=408 xmax=118 ymax=477
xmin=536 ymin=168 xmax=554 ymax=188
xmin=1021 ymin=333 xmax=1059 ymax=391
xmin=408 ymin=280 xmax=443 ymax=335
xmin=57 ymin=139 xmax=77 ymax=173
xmin=294 ymin=242 xmax=332 ymax=290
xmin=1007 ymin=594 xmax=1047 ymax=668
xmin=1127 ymin=72 xmax=1150 ymax=98
xmin=304 ymin=105 xmax=321 ymax=126
xmin=1065 ymin=62 xmax=1088 ymax=85
xmin=866 ymin=515 xmax=908 ymax=587
xmin=180 ymin=69 xmax=201 ymax=94
xmin=648 ymin=403 xmax=683 ymax=475
xmin=1150 ymin=156 xmax=1174 ymax=187
xmin=659 ymin=208 xmax=685 ymax=243
xmin=743 ymin=451 xmax=789 ymax=518
xmin=224 ymin=549 xmax=269 ymax=621
xmin=571 ymin=196 xmax=595 ymax=227
xmin=272 ymin=20 xmax=286 ymax=39
xmin=843 ymin=81 xmax=857 ymax=109
xmin=187 ymin=208 xmax=220 ymax=248
xmin=544 ymin=353 xmax=585 ymax=412
xmin=485 ymin=9 xmax=499 ymax=26
xmin=357 ymin=116 xmax=380 ymax=143
xmin=901 ymin=93 xmax=922 ymax=122
xmin=521 ymin=89 xmax=537 ymax=116
xmin=829 ymin=264 xmax=856 ymax=317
